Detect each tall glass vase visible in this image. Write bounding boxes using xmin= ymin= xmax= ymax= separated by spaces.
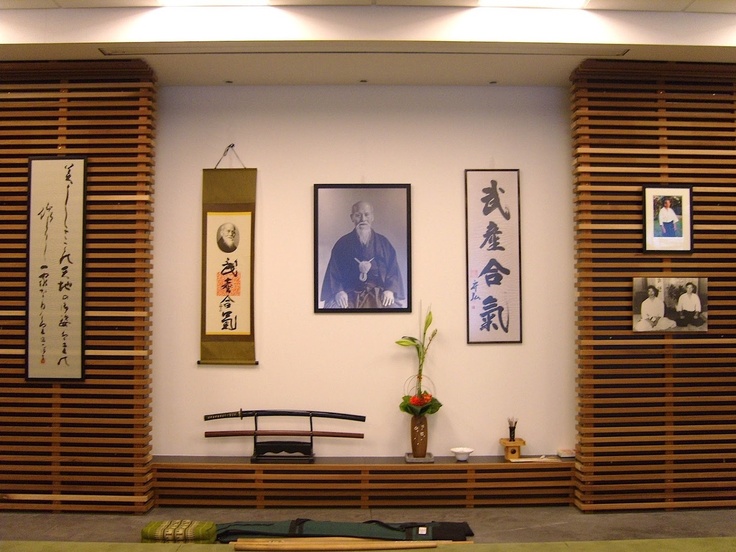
xmin=410 ymin=414 xmax=428 ymax=458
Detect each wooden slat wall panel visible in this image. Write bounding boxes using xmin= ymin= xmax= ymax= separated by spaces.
xmin=153 ymin=458 xmax=574 ymax=508
xmin=571 ymin=60 xmax=736 ymax=511
xmin=0 ymin=60 xmax=156 ymax=513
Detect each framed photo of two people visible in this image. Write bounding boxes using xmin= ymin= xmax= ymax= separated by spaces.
xmin=314 ymin=184 xmax=411 ymax=313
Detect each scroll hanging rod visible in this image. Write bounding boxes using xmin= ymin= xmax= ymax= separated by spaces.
xmin=214 ymin=143 xmax=246 ymax=169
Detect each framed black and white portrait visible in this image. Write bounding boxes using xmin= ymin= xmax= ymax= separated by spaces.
xmin=314 ymin=184 xmax=411 ymax=313
xmin=632 ymin=277 xmax=707 ymax=332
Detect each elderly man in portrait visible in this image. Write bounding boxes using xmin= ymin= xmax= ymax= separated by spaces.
xmin=320 ymin=200 xmax=405 ymax=309
xmin=217 ymin=222 xmax=239 ymax=253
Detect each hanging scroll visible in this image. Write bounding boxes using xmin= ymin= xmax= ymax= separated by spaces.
xmin=27 ymin=157 xmax=87 ymax=379
xmin=200 ymin=168 xmax=257 ymax=365
xmin=465 ymin=169 xmax=522 ymax=344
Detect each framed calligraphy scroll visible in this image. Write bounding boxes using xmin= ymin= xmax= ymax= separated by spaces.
xmin=314 ymin=184 xmax=411 ymax=313
xmin=465 ymin=169 xmax=522 ymax=344
xmin=27 ymin=157 xmax=87 ymax=379
xmin=200 ymin=168 xmax=258 ymax=365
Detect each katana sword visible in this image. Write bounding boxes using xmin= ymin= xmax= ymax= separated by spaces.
xmin=204 ymin=409 xmax=366 ymax=422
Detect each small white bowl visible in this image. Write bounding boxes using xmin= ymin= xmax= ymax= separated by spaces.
xmin=450 ymin=447 xmax=474 ymax=461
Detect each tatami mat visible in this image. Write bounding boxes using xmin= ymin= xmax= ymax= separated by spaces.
xmin=1 ymin=506 xmax=736 ymax=548
xmin=2 ymin=537 xmax=736 ymax=552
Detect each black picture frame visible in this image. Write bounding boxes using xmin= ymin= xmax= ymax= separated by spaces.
xmin=314 ymin=184 xmax=411 ymax=313
xmin=26 ymin=156 xmax=87 ymax=380
xmin=643 ymin=186 xmax=693 ymax=253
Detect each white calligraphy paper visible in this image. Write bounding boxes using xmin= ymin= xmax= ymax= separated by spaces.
xmin=465 ymin=169 xmax=522 ymax=343
xmin=28 ymin=157 xmax=86 ymax=379
xmin=205 ymin=211 xmax=252 ymax=335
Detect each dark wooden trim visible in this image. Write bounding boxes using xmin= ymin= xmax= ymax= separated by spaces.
xmin=0 ymin=60 xmax=156 ymax=83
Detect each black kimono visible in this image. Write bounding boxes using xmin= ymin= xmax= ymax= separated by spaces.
xmin=320 ymin=229 xmax=404 ymax=308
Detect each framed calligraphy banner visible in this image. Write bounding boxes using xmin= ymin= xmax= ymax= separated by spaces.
xmin=643 ymin=185 xmax=693 ymax=253
xmin=465 ymin=169 xmax=522 ymax=344
xmin=27 ymin=157 xmax=87 ymax=379
xmin=200 ymin=168 xmax=258 ymax=365
xmin=314 ymin=184 xmax=411 ymax=313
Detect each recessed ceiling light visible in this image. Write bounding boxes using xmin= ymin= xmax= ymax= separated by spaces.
xmin=159 ymin=1 xmax=270 ymax=6
xmin=477 ymin=1 xmax=586 ymax=7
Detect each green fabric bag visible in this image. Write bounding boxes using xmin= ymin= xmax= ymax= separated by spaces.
xmin=215 ymin=519 xmax=474 ymax=543
xmin=141 ymin=520 xmax=217 ymax=543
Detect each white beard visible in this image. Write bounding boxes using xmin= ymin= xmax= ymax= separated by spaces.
xmin=356 ymin=225 xmax=372 ymax=245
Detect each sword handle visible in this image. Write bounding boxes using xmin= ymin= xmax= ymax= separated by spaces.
xmin=203 ymin=409 xmax=249 ymax=421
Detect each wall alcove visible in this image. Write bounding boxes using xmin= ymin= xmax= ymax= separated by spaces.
xmin=1 ymin=58 xmax=735 ymax=513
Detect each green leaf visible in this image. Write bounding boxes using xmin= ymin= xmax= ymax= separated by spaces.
xmin=423 ymin=310 xmax=433 ymax=335
xmin=397 ymin=309 xmax=440 ymax=416
xmin=399 ymin=395 xmax=442 ymax=416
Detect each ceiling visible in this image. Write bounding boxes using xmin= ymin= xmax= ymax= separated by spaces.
xmin=1 ymin=1 xmax=736 ymax=10
xmin=1 ymin=1 xmax=736 ymax=87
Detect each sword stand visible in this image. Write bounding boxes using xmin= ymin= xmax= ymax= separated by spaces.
xmin=204 ymin=409 xmax=366 ymax=464
xmin=252 ymin=440 xmax=315 ymax=463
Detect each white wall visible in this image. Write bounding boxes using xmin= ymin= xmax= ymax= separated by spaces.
xmin=152 ymin=84 xmax=576 ymax=459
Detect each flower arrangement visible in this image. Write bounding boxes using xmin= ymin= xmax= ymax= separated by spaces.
xmin=396 ymin=309 xmax=442 ymax=416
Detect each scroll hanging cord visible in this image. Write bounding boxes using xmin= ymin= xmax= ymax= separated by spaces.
xmin=214 ymin=143 xmax=246 ymax=169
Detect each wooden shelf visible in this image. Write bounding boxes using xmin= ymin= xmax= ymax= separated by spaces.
xmin=152 ymin=456 xmax=575 ymax=509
